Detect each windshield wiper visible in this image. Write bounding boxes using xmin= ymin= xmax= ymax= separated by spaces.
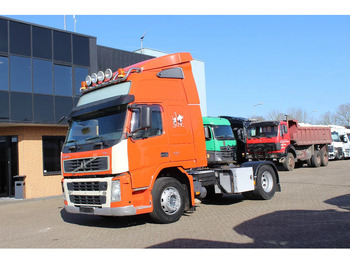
xmin=66 ymin=139 xmax=80 ymax=151
xmin=85 ymin=136 xmax=104 ymax=142
xmin=85 ymin=136 xmax=108 ymax=147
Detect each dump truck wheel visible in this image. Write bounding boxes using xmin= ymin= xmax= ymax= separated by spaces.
xmin=150 ymin=177 xmax=185 ymax=224
xmin=320 ymin=150 xmax=329 ymax=166
xmin=251 ymin=165 xmax=277 ymax=200
xmin=283 ymin=152 xmax=295 ymax=171
xmin=310 ymin=151 xmax=321 ymax=167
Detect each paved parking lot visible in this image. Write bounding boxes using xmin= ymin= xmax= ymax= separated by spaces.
xmin=1 ymin=160 xmax=350 ymax=248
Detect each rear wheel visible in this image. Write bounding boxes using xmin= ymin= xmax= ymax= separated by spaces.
xmin=150 ymin=177 xmax=186 ymax=224
xmin=310 ymin=151 xmax=321 ymax=167
xmin=283 ymin=152 xmax=295 ymax=171
xmin=320 ymin=150 xmax=329 ymax=166
xmin=250 ymin=165 xmax=277 ymax=200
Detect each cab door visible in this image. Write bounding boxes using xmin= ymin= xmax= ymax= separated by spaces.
xmin=127 ymin=105 xmax=169 ymax=189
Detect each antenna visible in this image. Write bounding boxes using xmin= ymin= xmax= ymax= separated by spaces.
xmin=140 ymin=30 xmax=147 ymax=54
xmin=73 ymin=15 xmax=77 ymax=32
xmin=64 ymin=15 xmax=67 ymax=30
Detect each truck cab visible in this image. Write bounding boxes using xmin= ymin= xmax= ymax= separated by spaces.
xmin=203 ymin=117 xmax=237 ymax=166
xmin=246 ymin=120 xmax=290 ymax=161
xmin=328 ymin=125 xmax=350 ymax=160
xmin=219 ymin=116 xmax=252 ymax=164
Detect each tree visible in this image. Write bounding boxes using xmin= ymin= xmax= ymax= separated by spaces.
xmin=335 ymin=103 xmax=350 ymax=126
xmin=266 ymin=110 xmax=286 ymax=121
xmin=317 ymin=111 xmax=337 ymax=125
xmin=286 ymin=107 xmax=316 ymax=124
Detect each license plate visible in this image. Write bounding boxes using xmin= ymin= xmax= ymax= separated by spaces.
xmin=79 ymin=206 xmax=94 ymax=214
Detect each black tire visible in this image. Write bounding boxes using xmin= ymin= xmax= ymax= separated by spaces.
xmin=283 ymin=152 xmax=295 ymax=171
xmin=250 ymin=165 xmax=277 ymax=200
xmin=310 ymin=151 xmax=321 ymax=167
xmin=150 ymin=177 xmax=186 ymax=224
xmin=320 ymin=150 xmax=329 ymax=166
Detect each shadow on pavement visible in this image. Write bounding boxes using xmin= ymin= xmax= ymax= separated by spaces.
xmin=149 ymin=194 xmax=350 ymax=248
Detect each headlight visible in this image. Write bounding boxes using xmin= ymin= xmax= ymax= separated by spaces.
xmin=91 ymin=73 xmax=98 ymax=84
xmin=97 ymin=71 xmax=105 ymax=82
xmin=105 ymin=69 xmax=113 ymax=80
xmin=111 ymin=180 xmax=121 ymax=202
xmin=85 ymin=75 xmax=92 ymax=86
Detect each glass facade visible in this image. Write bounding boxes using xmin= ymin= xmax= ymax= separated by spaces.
xmin=53 ymin=31 xmax=71 ymax=63
xmin=0 ymin=18 xmax=8 ymax=53
xmin=33 ymin=59 xmax=53 ymax=95
xmin=10 ymin=21 xmax=31 ymax=56
xmin=10 ymin=55 xmax=32 ymax=92
xmin=0 ymin=56 xmax=8 ymax=91
xmin=0 ymin=17 xmax=92 ymax=125
xmin=74 ymin=67 xmax=89 ymax=96
xmin=54 ymin=65 xmax=72 ymax=96
xmin=32 ymin=26 xmax=52 ymax=60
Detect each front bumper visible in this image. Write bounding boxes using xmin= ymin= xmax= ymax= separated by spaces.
xmin=62 ymin=175 xmax=138 ymax=217
xmin=64 ymin=204 xmax=137 ymax=216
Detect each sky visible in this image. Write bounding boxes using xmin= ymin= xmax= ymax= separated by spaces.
xmin=3 ymin=1 xmax=350 ymax=121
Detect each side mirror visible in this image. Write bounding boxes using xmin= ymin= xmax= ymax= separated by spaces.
xmin=204 ymin=126 xmax=211 ymax=140
xmin=141 ymin=106 xmax=152 ymax=130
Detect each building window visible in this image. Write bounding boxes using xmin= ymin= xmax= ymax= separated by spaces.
xmin=10 ymin=55 xmax=32 ymax=93
xmin=0 ymin=91 xmax=9 ymax=120
xmin=53 ymin=31 xmax=71 ymax=63
xmin=54 ymin=64 xmax=72 ymax=96
xmin=43 ymin=136 xmax=65 ymax=175
xmin=9 ymin=21 xmax=31 ymax=56
xmin=0 ymin=56 xmax=9 ymax=91
xmin=33 ymin=59 xmax=53 ymax=95
xmin=33 ymin=94 xmax=54 ymax=123
xmin=0 ymin=18 xmax=8 ymax=53
xmin=73 ymin=35 xmax=90 ymax=67
xmin=74 ymin=67 xmax=88 ymax=96
xmin=32 ymin=26 xmax=52 ymax=60
xmin=10 ymin=92 xmax=32 ymax=122
xmin=55 ymin=96 xmax=73 ymax=123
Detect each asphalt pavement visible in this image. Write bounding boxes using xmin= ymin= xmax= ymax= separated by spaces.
xmin=1 ymin=160 xmax=350 ymax=248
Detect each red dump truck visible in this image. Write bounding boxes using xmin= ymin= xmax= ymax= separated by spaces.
xmin=246 ymin=119 xmax=332 ymax=171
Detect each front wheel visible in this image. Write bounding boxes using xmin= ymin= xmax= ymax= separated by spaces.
xmin=283 ymin=152 xmax=295 ymax=171
xmin=249 ymin=165 xmax=277 ymax=200
xmin=150 ymin=177 xmax=186 ymax=224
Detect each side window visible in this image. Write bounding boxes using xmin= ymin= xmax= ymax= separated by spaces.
xmin=130 ymin=105 xmax=163 ymax=139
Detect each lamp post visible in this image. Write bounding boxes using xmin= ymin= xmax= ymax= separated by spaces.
xmin=252 ymin=102 xmax=263 ymax=118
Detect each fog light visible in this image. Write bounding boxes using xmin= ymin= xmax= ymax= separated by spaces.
xmin=97 ymin=71 xmax=105 ymax=82
xmin=111 ymin=180 xmax=121 ymax=202
xmin=85 ymin=75 xmax=92 ymax=86
xmin=91 ymin=73 xmax=98 ymax=84
xmin=105 ymin=69 xmax=113 ymax=80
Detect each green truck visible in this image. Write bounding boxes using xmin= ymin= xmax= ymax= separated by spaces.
xmin=203 ymin=117 xmax=237 ymax=166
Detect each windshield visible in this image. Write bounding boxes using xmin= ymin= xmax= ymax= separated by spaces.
xmin=213 ymin=125 xmax=235 ymax=140
xmin=248 ymin=125 xmax=278 ymax=138
xmin=331 ymin=131 xmax=341 ymax=142
xmin=66 ymin=105 xmax=127 ymax=146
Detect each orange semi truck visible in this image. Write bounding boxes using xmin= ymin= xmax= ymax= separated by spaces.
xmin=61 ymin=53 xmax=281 ymax=223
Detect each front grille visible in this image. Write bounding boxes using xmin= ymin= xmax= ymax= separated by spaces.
xmin=70 ymin=195 xmax=106 ymax=205
xmin=67 ymin=181 xmax=107 ymax=191
xmin=63 ymin=156 xmax=109 ymax=173
xmin=248 ymin=143 xmax=278 ymax=152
